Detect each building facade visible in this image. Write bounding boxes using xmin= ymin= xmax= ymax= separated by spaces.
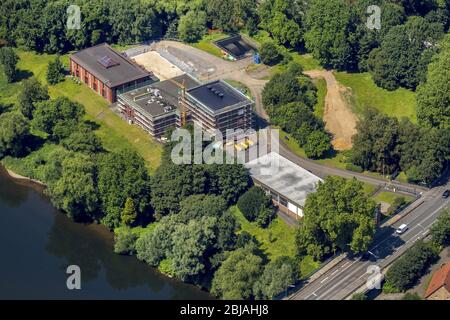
xmin=117 ymin=74 xmax=200 ymax=137
xmin=181 ymin=80 xmax=254 ymax=136
xmin=70 ymin=43 xmax=157 ymax=103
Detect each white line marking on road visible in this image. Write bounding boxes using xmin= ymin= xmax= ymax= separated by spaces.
xmin=331 ymin=269 xmax=339 ymax=276
xmin=341 ymin=262 xmax=350 ymax=268
xmin=320 ymin=277 xmax=329 ymax=284
xmin=312 ymin=292 xmax=317 ymax=297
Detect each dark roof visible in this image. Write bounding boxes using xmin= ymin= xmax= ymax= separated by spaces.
xmin=214 ymin=35 xmax=257 ymax=59
xmin=70 ymin=43 xmax=152 ymax=88
xmin=187 ymin=80 xmax=252 ymax=114
xmin=119 ymin=74 xmax=200 ymax=118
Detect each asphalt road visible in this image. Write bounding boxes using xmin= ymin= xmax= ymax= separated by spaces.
xmin=288 ymin=180 xmax=450 ymax=300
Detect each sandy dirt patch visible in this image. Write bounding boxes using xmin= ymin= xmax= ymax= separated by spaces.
xmin=304 ymin=70 xmax=358 ymax=151
xmin=132 ymin=51 xmax=184 ymax=80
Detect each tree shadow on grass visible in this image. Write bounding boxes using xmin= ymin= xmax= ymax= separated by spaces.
xmin=15 ymin=69 xmax=33 ymax=82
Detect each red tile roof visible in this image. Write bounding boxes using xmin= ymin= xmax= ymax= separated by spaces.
xmin=424 ymin=262 xmax=450 ymax=298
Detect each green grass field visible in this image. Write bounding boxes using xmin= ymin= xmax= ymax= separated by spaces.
xmin=334 ymin=71 xmax=417 ymax=122
xmin=190 ymin=32 xmax=228 ymax=58
xmin=11 ymin=50 xmax=161 ymax=173
xmin=313 ymin=77 xmax=327 ymax=118
xmin=229 ymin=206 xmax=319 ymax=278
xmin=373 ymin=191 xmax=413 ymax=206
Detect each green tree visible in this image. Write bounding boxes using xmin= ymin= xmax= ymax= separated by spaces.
xmin=0 ymin=112 xmax=30 ymax=157
xmin=430 ymin=210 xmax=450 ymax=247
xmin=384 ymin=241 xmax=439 ymax=292
xmin=177 ymin=10 xmax=206 ymax=43
xmin=304 ymin=0 xmax=358 ymax=70
xmin=304 ymin=130 xmax=332 ymax=159
xmin=49 ymin=153 xmax=98 ymax=221
xmin=253 ymin=256 xmax=298 ymax=299
xmin=351 ymin=109 xmax=400 ymax=175
xmin=46 ymin=55 xmax=65 ymax=85
xmin=259 ymin=42 xmax=282 ymax=66
xmin=61 ymin=123 xmax=102 ymax=154
xmin=416 ymin=35 xmax=450 ymax=129
xmin=368 ymin=16 xmax=444 ymax=90
xmin=262 ymin=70 xmax=317 ymax=108
xmin=18 ymin=77 xmax=49 ymax=119
xmin=0 ymin=46 xmax=18 ymax=82
xmin=121 ymin=198 xmax=137 ymax=226
xmin=296 ymin=176 xmax=377 ymax=260
xmin=237 ymin=186 xmax=275 ymax=227
xmin=211 ymin=246 xmax=263 ymax=299
xmin=114 ymin=227 xmax=137 ymax=255
xmin=32 ymin=97 xmax=85 ymax=140
xmin=97 ymin=150 xmax=151 ymax=229
xmin=169 ymin=216 xmax=217 ymax=281
xmin=206 ymin=0 xmax=257 ymax=32
xmin=258 ymin=0 xmax=304 ymax=48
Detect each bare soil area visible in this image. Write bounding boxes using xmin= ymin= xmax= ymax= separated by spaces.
xmin=304 ymin=70 xmax=358 ymax=151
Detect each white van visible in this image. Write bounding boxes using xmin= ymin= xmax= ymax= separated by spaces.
xmin=396 ymin=224 xmax=408 ymax=234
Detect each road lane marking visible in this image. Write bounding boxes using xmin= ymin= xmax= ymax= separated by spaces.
xmin=331 ymin=269 xmax=339 ymax=276
xmin=320 ymin=277 xmax=329 ymax=284
xmin=341 ymin=262 xmax=350 ymax=268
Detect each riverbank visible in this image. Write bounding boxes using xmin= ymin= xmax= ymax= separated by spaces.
xmin=4 ymin=167 xmax=46 ymax=187
xmin=0 ymin=165 xmax=212 ymax=299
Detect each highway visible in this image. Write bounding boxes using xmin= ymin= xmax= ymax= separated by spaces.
xmin=288 ymin=180 xmax=450 ymax=300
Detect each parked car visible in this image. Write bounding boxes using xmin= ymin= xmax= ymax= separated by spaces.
xmin=396 ymin=224 xmax=408 ymax=234
xmin=442 ymin=189 xmax=450 ymax=199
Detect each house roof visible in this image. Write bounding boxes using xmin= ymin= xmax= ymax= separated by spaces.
xmin=70 ymin=43 xmax=153 ymax=88
xmin=187 ymin=80 xmax=252 ymax=115
xmin=244 ymin=152 xmax=322 ymax=207
xmin=424 ymin=262 xmax=450 ymax=298
xmin=118 ymin=74 xmax=200 ymax=119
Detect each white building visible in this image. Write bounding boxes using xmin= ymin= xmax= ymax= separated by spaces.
xmin=245 ymin=152 xmax=323 ymax=219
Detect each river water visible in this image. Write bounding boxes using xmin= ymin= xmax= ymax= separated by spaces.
xmin=0 ymin=166 xmax=211 ymax=299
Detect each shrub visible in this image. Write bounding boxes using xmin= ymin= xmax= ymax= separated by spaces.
xmin=158 ymin=258 xmax=176 ymax=277
xmin=114 ymin=227 xmax=137 ymax=255
xmin=237 ymin=186 xmax=275 ymax=227
xmin=384 ymin=241 xmax=439 ymax=292
xmin=346 ymin=163 xmax=364 ymax=173
xmin=387 ymin=197 xmax=406 ymax=215
xmin=259 ymin=42 xmax=282 ymax=66
xmin=46 ymin=56 xmax=65 ymax=85
xmin=351 ymin=292 xmax=368 ymax=300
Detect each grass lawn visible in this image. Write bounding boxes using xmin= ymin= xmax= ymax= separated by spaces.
xmin=334 ymin=71 xmax=417 ymax=122
xmin=229 ymin=206 xmax=319 ymax=278
xmin=14 ymin=50 xmax=162 ymax=173
xmin=373 ymin=191 xmax=413 ymax=206
xmin=229 ymin=206 xmax=298 ymax=260
xmin=190 ymin=32 xmax=228 ymax=58
xmin=313 ymin=77 xmax=327 ymax=118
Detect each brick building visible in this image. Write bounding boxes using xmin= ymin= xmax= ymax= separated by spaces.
xmin=69 ymin=43 xmax=158 ymax=103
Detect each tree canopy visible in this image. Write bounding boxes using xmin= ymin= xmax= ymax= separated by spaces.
xmin=296 ymin=176 xmax=377 ymax=260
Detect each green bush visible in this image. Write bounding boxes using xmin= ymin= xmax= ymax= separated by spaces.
xmin=384 ymin=241 xmax=439 ymax=292
xmin=346 ymin=163 xmax=364 ymax=173
xmin=237 ymin=186 xmax=275 ymax=227
xmin=158 ymin=258 xmax=176 ymax=277
xmin=351 ymin=292 xmax=368 ymax=300
xmin=387 ymin=197 xmax=406 ymax=215
xmin=259 ymin=42 xmax=282 ymax=66
xmin=114 ymin=227 xmax=137 ymax=255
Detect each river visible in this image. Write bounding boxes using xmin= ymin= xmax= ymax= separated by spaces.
xmin=0 ymin=166 xmax=211 ymax=299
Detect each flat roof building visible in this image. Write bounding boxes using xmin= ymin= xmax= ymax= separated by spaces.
xmin=181 ymin=80 xmax=254 ymax=136
xmin=245 ymin=152 xmax=323 ymax=218
xmin=117 ymin=74 xmax=200 ymax=137
xmin=70 ymin=43 xmax=158 ymax=103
